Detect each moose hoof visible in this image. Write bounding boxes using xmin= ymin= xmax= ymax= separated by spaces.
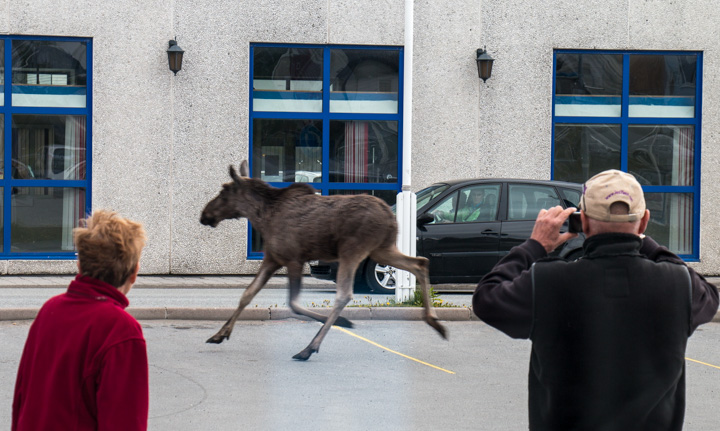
xmin=426 ymin=317 xmax=448 ymax=340
xmin=333 ymin=316 xmax=353 ymax=328
xmin=206 ymin=334 xmax=229 ymax=344
xmin=292 ymin=347 xmax=318 ymax=361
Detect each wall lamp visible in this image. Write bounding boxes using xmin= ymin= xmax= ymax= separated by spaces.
xmin=476 ymin=48 xmax=494 ymax=82
xmin=167 ymin=39 xmax=185 ymax=75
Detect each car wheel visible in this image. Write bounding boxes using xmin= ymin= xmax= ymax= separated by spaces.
xmin=364 ymin=260 xmax=397 ymax=294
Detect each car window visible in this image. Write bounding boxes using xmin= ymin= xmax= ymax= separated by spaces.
xmin=416 ymin=184 xmax=449 ymax=209
xmin=427 ymin=191 xmax=459 ymax=224
xmin=559 ymin=187 xmax=582 ymax=208
xmin=508 ymin=184 xmax=562 ymax=220
xmin=456 ymin=184 xmax=501 ymax=223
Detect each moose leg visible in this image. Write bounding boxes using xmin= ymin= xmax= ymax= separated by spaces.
xmin=292 ymin=260 xmax=359 ymax=360
xmin=370 ymin=246 xmax=448 ymax=340
xmin=286 ymin=263 xmax=353 ymax=328
xmin=206 ymin=260 xmax=281 ymax=344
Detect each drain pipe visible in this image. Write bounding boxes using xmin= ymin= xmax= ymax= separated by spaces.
xmin=395 ymin=0 xmax=417 ymax=302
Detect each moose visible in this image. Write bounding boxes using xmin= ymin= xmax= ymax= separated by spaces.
xmin=200 ymin=160 xmax=447 ymax=361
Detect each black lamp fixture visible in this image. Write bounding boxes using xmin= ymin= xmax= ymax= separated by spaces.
xmin=167 ymin=39 xmax=185 ymax=75
xmin=476 ymin=48 xmax=494 ymax=82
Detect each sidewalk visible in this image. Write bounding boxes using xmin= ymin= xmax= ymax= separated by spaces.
xmin=0 ymin=275 xmax=717 ymax=323
xmin=0 ymin=275 xmax=479 ymax=322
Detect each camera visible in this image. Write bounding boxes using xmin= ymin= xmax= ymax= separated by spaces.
xmin=568 ymin=211 xmax=582 ymax=233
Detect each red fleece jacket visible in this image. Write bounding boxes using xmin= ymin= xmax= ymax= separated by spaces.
xmin=12 ymin=275 xmax=148 ymax=431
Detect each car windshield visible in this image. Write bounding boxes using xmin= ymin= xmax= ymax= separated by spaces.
xmin=390 ymin=184 xmax=450 ymax=214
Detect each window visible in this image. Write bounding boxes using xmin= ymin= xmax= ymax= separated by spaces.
xmin=508 ymin=184 xmax=562 ymax=221
xmin=552 ymin=50 xmax=701 ymax=258
xmin=249 ymin=44 xmax=402 ymax=256
xmin=427 ymin=184 xmax=501 ymax=224
xmin=0 ymin=37 xmax=91 ymax=258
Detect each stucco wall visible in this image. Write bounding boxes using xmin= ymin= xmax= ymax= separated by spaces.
xmin=0 ymin=0 xmax=718 ymax=275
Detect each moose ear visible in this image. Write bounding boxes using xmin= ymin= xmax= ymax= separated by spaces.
xmin=229 ymin=165 xmax=243 ymax=184
xmin=239 ymin=160 xmax=250 ymax=178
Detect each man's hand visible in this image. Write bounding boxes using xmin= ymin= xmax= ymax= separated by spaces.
xmin=530 ymin=206 xmax=578 ymax=253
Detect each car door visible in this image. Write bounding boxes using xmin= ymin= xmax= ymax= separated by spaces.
xmin=418 ymin=183 xmax=502 ymax=282
xmin=500 ymin=183 xmax=565 ymax=256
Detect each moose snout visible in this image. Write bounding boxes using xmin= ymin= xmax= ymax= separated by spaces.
xmin=200 ymin=214 xmax=218 ymax=228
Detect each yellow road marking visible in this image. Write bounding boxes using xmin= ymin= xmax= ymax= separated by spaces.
xmin=333 ymin=326 xmax=455 ymax=374
xmin=686 ymin=357 xmax=720 ymax=370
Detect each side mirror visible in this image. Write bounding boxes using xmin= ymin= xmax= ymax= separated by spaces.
xmin=417 ymin=213 xmax=434 ymax=227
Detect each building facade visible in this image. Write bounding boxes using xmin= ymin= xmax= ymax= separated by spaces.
xmin=2 ymin=0 xmax=719 ymax=276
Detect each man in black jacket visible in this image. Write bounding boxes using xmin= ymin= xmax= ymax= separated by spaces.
xmin=473 ymin=169 xmax=718 ymax=431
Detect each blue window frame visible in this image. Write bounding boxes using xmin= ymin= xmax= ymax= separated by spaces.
xmin=0 ymin=36 xmax=92 ymax=259
xmin=552 ymin=49 xmax=702 ymax=259
xmin=248 ymin=43 xmax=403 ymax=258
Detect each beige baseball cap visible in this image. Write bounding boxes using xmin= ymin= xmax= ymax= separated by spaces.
xmin=580 ymin=169 xmax=646 ymax=222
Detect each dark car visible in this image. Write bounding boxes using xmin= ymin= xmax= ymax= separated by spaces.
xmin=310 ymin=178 xmax=584 ymax=293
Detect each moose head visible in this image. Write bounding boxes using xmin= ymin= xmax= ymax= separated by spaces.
xmin=200 ymin=160 xmax=252 ymax=228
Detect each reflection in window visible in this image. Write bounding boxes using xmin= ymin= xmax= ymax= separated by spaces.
xmin=253 ymin=47 xmax=323 ymax=112
xmin=629 ymin=55 xmax=696 ymax=118
xmin=553 ymin=124 xmax=621 ymax=183
xmin=11 ymin=187 xmax=85 ymax=252
xmin=508 ymin=184 xmax=562 ymax=221
xmin=328 ymin=189 xmax=396 ymax=207
xmin=329 ymin=120 xmax=397 ymax=183
xmin=330 ymin=49 xmax=399 ymax=114
xmin=249 ymin=44 xmax=401 ymax=255
xmin=553 ymin=50 xmax=700 ymax=257
xmin=559 ymin=187 xmax=582 ymax=208
xmin=252 ymin=119 xmax=322 ymax=182
xmin=645 ymin=193 xmax=693 ymax=255
xmin=416 ymin=184 xmax=449 ymax=210
xmin=555 ymin=53 xmax=622 ymax=117
xmin=628 ymin=125 xmax=694 ymax=186
xmin=12 ymin=40 xmax=87 ymax=108
xmin=12 ymin=115 xmax=86 ymax=180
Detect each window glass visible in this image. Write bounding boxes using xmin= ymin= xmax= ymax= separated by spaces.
xmin=416 ymin=184 xmax=449 ymax=210
xmin=0 ymin=187 xmax=3 ymax=251
xmin=645 ymin=192 xmax=693 ymax=255
xmin=252 ymin=47 xmax=323 ymax=112
xmin=555 ymin=53 xmax=622 ymax=117
xmin=553 ymin=124 xmax=621 ymax=183
xmin=427 ymin=191 xmax=459 ymax=224
xmin=330 ymin=49 xmax=399 ymax=114
xmin=629 ymin=55 xmax=696 ymax=118
xmin=455 ymin=184 xmax=501 ymax=223
xmin=628 ymin=125 xmax=694 ymax=186
xmin=559 ymin=187 xmax=582 ymax=208
xmin=12 ymin=40 xmax=87 ymax=108
xmin=553 ymin=50 xmax=700 ymax=257
xmin=12 ymin=115 xmax=87 ymax=180
xmin=329 ymin=120 xmax=397 ymax=183
xmin=508 ymin=184 xmax=562 ymax=221
xmin=252 ymin=119 xmax=322 ymax=182
xmin=328 ymin=189 xmax=396 ymax=207
xmin=0 ymin=43 xmax=4 ymax=106
xmin=0 ymin=116 xmax=4 ymax=178
xmin=11 ymin=187 xmax=85 ymax=252
xmin=249 ymin=45 xmax=401 ymax=255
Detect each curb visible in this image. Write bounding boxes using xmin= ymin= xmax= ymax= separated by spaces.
xmin=2 ymin=307 xmax=717 ymax=323
xmin=1 ymin=306 xmax=479 ymax=322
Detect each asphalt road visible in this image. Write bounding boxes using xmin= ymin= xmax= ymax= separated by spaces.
xmin=1 ymin=320 xmax=719 ymax=430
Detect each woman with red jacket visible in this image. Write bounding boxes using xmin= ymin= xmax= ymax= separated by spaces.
xmin=12 ymin=210 xmax=148 ymax=431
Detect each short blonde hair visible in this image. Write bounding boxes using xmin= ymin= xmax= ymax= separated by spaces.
xmin=74 ymin=210 xmax=146 ymax=287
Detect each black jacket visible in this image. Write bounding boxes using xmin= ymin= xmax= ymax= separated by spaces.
xmin=473 ymin=233 xmax=719 ymax=430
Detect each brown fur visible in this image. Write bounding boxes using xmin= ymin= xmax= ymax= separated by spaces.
xmin=200 ymin=160 xmax=447 ymax=360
